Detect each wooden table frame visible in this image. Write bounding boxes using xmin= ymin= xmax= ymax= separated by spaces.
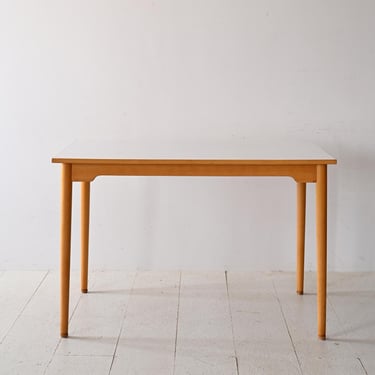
xmin=53 ymin=151 xmax=336 ymax=340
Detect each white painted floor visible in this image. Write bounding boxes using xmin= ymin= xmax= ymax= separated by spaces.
xmin=0 ymin=270 xmax=374 ymax=375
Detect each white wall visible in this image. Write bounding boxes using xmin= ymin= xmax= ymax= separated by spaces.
xmin=1 ymin=1 xmax=374 ymax=271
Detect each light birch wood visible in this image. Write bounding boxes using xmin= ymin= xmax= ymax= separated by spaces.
xmin=52 ymin=140 xmax=336 ymax=183
xmin=81 ymin=181 xmax=90 ymax=293
xmin=52 ymin=142 xmax=336 ymax=339
xmin=316 ymin=165 xmax=327 ymax=339
xmin=296 ymin=182 xmax=306 ymax=295
xmin=70 ymin=163 xmax=318 ymax=183
xmin=60 ymin=163 xmax=72 ymax=338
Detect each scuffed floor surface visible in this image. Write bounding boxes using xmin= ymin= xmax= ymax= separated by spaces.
xmin=0 ymin=270 xmax=374 ymax=374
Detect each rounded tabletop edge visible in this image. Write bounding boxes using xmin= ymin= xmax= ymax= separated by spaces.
xmin=51 ymin=157 xmax=337 ymax=165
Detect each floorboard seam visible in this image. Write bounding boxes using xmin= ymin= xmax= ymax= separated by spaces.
xmin=328 ymin=297 xmax=342 ymax=327
xmin=328 ymin=295 xmax=369 ymax=372
xmin=43 ymin=273 xmax=86 ymax=375
xmin=43 ymin=331 xmax=61 ymax=373
xmin=272 ymin=279 xmax=303 ymax=375
xmin=225 ymin=271 xmax=240 ymax=375
xmin=172 ymin=271 xmax=182 ymax=375
xmin=0 ymin=270 xmax=49 ymax=345
xmin=327 ymin=296 xmax=351 ymax=338
xmin=68 ymin=290 xmax=83 ymax=323
xmin=107 ymin=271 xmax=137 ymax=375
xmin=357 ymin=357 xmax=369 ymax=375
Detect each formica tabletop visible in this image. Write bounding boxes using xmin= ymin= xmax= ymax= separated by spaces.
xmin=52 ymin=140 xmax=337 ymax=165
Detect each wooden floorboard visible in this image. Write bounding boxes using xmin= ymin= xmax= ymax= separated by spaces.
xmin=54 ymin=270 xmax=136 ymax=358
xmin=0 ymin=271 xmax=374 ymax=374
xmin=327 ymin=272 xmax=375 ymax=375
xmin=0 ymin=270 xmax=80 ymax=375
xmin=110 ymin=271 xmax=180 ymax=375
xmin=0 ymin=270 xmax=48 ymax=344
xmin=46 ymin=355 xmax=113 ymax=375
xmin=227 ymin=271 xmax=301 ymax=374
xmin=174 ymin=271 xmax=238 ymax=375
xmin=273 ymin=272 xmax=366 ymax=375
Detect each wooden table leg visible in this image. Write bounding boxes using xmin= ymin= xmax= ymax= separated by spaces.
xmin=316 ymin=165 xmax=327 ymax=340
xmin=81 ymin=181 xmax=90 ymax=293
xmin=296 ymin=182 xmax=306 ymax=295
xmin=60 ymin=164 xmax=72 ymax=338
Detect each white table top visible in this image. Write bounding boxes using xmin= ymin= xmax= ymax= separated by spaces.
xmin=52 ymin=140 xmax=337 ymax=165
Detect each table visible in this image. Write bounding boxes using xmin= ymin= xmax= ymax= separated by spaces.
xmin=52 ymin=140 xmax=336 ymax=339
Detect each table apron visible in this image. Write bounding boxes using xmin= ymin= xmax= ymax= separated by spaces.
xmin=71 ymin=163 xmax=317 ymax=183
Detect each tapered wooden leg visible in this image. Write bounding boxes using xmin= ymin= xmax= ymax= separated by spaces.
xmin=296 ymin=182 xmax=306 ymax=295
xmin=81 ymin=182 xmax=90 ymax=293
xmin=60 ymin=164 xmax=72 ymax=338
xmin=316 ymin=165 xmax=327 ymax=340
